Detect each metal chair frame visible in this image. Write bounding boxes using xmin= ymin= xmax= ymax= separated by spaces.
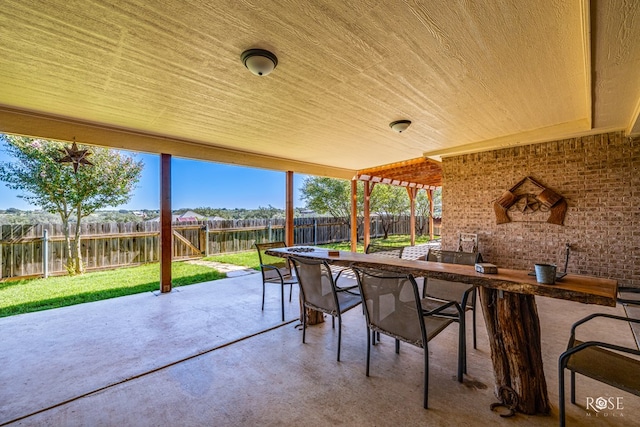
xmin=354 ymin=268 xmax=463 ymax=409
xmin=255 ymin=242 xmax=298 ymax=322
xmin=558 ymin=288 xmax=640 ymax=426
xmin=422 ymin=249 xmax=482 ymax=363
xmin=290 ymin=256 xmax=362 ymax=361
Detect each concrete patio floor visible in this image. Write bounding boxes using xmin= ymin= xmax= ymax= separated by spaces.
xmin=0 ymin=268 xmax=637 ymax=426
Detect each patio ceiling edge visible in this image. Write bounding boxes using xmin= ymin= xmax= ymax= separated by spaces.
xmin=0 ymin=106 xmax=356 ymax=180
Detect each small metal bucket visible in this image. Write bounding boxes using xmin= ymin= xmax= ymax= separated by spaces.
xmin=534 ymin=264 xmax=557 ymax=284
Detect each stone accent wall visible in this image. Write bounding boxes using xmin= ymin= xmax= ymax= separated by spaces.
xmin=441 ymin=131 xmax=640 ymax=287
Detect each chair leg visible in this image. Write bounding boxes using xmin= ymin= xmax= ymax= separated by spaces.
xmin=395 ymin=339 xmax=400 ymax=354
xmin=302 ymin=307 xmax=307 ymax=344
xmin=423 ymin=347 xmax=429 ymax=409
xmin=472 ymin=290 xmax=478 ymax=349
xmin=289 ymin=283 xmax=293 ymax=302
xmin=458 ymin=317 xmax=465 ymax=382
xmin=570 ymin=371 xmax=576 ymax=404
xmin=366 ymin=327 xmax=371 ymax=376
xmin=261 ymin=282 xmax=266 ymax=311
xmin=559 ymin=365 xmax=566 ymax=427
xmin=332 ymin=316 xmax=335 ymax=329
xmin=337 ymin=315 xmax=342 ymax=362
xmin=372 ymin=329 xmax=376 ymax=346
xmin=280 ymin=283 xmax=285 ymax=322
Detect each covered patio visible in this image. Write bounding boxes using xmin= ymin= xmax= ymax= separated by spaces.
xmin=1 ymin=269 xmax=637 ymax=426
xmin=1 ymin=1 xmax=640 ymax=425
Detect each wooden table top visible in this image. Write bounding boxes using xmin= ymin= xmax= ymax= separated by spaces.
xmin=266 ymin=247 xmax=618 ymax=307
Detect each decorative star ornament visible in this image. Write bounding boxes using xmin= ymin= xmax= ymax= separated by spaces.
xmin=57 ymin=141 xmax=93 ymax=173
xmin=518 ymin=194 xmax=540 ymax=214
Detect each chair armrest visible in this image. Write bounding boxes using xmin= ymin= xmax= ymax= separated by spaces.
xmin=618 ymin=286 xmax=640 ymax=306
xmin=560 ymin=340 xmax=640 ymax=368
xmin=260 ymin=264 xmax=286 ymax=280
xmin=568 ymin=313 xmax=640 ymax=346
xmin=460 ymin=285 xmax=477 ymax=308
xmin=423 ymin=300 xmax=462 ymax=317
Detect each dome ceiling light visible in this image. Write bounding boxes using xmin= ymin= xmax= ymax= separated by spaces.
xmin=241 ymin=49 xmax=278 ymax=76
xmin=389 ymin=120 xmax=412 ymax=133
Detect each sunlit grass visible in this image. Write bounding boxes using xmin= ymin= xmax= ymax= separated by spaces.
xmin=203 ymin=234 xmax=436 ymax=270
xmin=0 ymin=262 xmax=225 ymax=318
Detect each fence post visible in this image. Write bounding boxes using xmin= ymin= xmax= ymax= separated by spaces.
xmin=267 ymin=219 xmax=272 ymax=242
xmin=205 ymin=223 xmax=210 ymax=257
xmin=43 ymin=229 xmax=49 ymax=279
xmin=313 ymin=218 xmax=318 ymax=246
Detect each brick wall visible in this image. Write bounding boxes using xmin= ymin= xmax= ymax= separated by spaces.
xmin=441 ymin=131 xmax=640 ymax=287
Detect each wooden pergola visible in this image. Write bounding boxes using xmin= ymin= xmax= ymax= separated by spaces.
xmin=349 ymin=157 xmax=443 ymax=252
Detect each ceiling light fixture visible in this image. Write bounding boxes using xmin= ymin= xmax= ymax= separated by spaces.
xmin=241 ymin=49 xmax=278 ymax=76
xmin=389 ymin=120 xmax=411 ymax=133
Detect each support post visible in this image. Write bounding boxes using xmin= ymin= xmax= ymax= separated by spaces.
xmin=407 ymin=187 xmax=417 ymax=246
xmin=350 ymin=179 xmax=358 ymax=252
xmin=42 ymin=229 xmax=49 ymax=279
xmin=363 ymin=181 xmax=375 ymax=250
xmin=160 ymin=153 xmax=172 ymax=293
xmin=427 ymin=189 xmax=435 ymax=241
xmin=285 ymin=171 xmax=294 ymax=247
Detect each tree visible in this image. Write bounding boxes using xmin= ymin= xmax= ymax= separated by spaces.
xmin=300 ymin=176 xmax=365 ymax=240
xmin=370 ymin=184 xmax=410 ymax=239
xmin=245 ymin=205 xmax=284 ymax=219
xmin=415 ymin=188 xmax=442 ymax=236
xmin=0 ymin=135 xmax=143 ymax=274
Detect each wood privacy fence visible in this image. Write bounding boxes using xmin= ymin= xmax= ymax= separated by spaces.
xmin=0 ymin=216 xmax=437 ymax=280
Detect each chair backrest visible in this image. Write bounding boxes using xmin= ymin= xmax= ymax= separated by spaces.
xmin=356 ymin=269 xmax=427 ymax=347
xmin=426 ymin=249 xmax=481 ymax=265
xmin=255 ymin=241 xmax=292 ymax=280
xmin=424 ymin=249 xmax=481 ymax=304
xmin=365 ymin=243 xmax=405 ymax=259
xmin=290 ymin=257 xmax=339 ymax=315
xmin=458 ymin=233 xmax=478 ymax=253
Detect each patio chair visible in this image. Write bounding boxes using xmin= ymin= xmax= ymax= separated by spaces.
xmin=422 ymin=249 xmax=482 ymax=353
xmin=365 ymin=243 xmax=405 ymax=258
xmin=365 ymin=243 xmax=406 ymax=343
xmin=290 ymin=256 xmax=362 ymax=361
xmin=558 ymin=287 xmax=640 ymax=427
xmin=255 ymin=242 xmax=299 ymax=322
xmin=354 ymin=267 xmax=463 ymax=408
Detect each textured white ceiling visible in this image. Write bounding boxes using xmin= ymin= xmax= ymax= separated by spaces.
xmin=0 ymin=0 xmax=638 ymax=176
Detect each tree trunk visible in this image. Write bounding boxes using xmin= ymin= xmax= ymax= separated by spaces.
xmin=61 ymin=216 xmax=75 ymax=275
xmin=479 ymin=287 xmax=550 ymax=415
xmin=73 ymin=206 xmax=84 ymax=274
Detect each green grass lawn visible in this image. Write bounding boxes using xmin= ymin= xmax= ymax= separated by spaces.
xmin=0 ymin=262 xmax=225 ymax=318
xmin=0 ymin=234 xmax=435 ymax=319
xmin=203 ymin=234 xmax=436 ymax=270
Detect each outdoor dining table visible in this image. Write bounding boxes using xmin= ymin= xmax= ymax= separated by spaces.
xmin=266 ymin=246 xmax=618 ymax=415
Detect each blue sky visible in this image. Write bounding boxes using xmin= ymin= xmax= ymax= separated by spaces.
xmin=0 ymin=144 xmax=309 ymax=210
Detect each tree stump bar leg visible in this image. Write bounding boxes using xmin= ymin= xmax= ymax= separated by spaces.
xmin=479 ymin=287 xmax=550 ymax=415
xmin=299 ymin=295 xmax=324 ymax=325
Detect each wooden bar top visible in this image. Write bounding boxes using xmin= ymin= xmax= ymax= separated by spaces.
xmin=267 ymin=247 xmax=618 ymax=307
